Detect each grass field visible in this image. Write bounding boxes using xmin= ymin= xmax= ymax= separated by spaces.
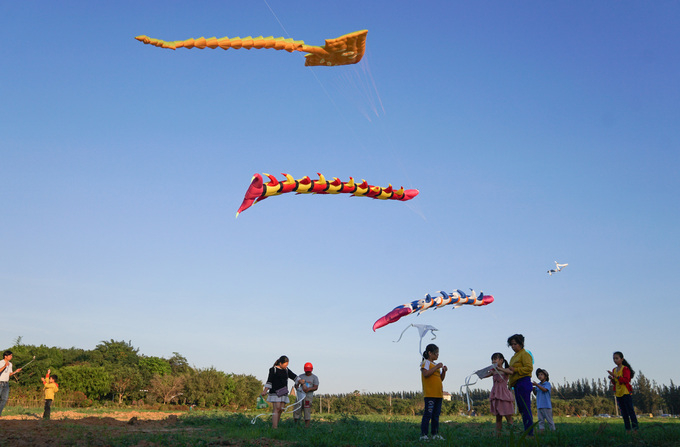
xmin=1 ymin=406 xmax=678 ymax=446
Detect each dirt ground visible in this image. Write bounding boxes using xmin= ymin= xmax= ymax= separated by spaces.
xmin=0 ymin=411 xmax=184 ymax=446
xmin=0 ymin=411 xmax=292 ymax=446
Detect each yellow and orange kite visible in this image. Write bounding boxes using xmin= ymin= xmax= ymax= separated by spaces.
xmin=135 ymin=30 xmax=367 ymax=67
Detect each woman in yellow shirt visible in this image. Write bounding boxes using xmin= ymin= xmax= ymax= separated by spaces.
xmin=508 ymin=334 xmax=534 ymax=435
xmin=607 ymin=351 xmax=638 ymax=432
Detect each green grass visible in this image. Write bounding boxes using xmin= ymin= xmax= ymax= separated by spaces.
xmin=176 ymin=413 xmax=680 ymax=447
xmin=3 ymin=407 xmax=679 ymax=446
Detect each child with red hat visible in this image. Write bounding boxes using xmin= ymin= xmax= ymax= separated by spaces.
xmin=294 ymin=362 xmax=319 ymax=427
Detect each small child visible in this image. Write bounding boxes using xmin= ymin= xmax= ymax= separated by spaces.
xmin=420 ymin=344 xmax=447 ymax=441
xmin=294 ymin=362 xmax=319 ymax=427
xmin=41 ymin=369 xmax=59 ymax=420
xmin=532 ymin=368 xmax=555 ymax=432
xmin=487 ymin=353 xmax=515 ymax=436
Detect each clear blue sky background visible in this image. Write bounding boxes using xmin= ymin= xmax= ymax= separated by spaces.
xmin=2 ymin=1 xmax=678 ymax=395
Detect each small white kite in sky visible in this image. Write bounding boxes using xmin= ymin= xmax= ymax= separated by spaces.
xmin=547 ymin=261 xmax=568 ymax=276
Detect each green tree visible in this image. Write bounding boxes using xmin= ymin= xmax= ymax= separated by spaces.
xmin=61 ymin=347 xmax=89 ymax=366
xmin=634 ymin=371 xmax=662 ymax=413
xmin=60 ymin=365 xmax=111 ymax=400
xmin=168 ymin=352 xmax=191 ymax=375
xmin=139 ymin=356 xmax=172 ymax=381
xmin=91 ymin=340 xmax=140 ymax=367
xmin=660 ymin=380 xmax=680 ymax=414
xmin=230 ymin=374 xmax=263 ymax=409
xmin=8 ymin=342 xmax=64 ymax=388
xmin=110 ymin=365 xmax=143 ymax=404
xmin=184 ymin=368 xmax=235 ymax=407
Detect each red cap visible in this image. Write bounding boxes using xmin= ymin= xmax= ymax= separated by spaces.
xmin=304 ymin=362 xmax=313 ymax=372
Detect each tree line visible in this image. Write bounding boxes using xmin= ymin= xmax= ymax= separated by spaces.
xmin=6 ymin=337 xmax=679 ymax=416
xmin=6 ymin=337 xmax=261 ymax=409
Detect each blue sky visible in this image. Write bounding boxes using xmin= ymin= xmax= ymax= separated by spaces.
xmin=2 ymin=1 xmax=679 ymax=395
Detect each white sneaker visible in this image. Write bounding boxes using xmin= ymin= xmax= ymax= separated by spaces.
xmin=432 ymin=434 xmax=445 ymax=440
xmin=419 ymin=435 xmax=429 ymax=441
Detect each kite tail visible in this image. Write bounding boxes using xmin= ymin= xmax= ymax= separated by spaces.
xmin=258 ymin=173 xmax=419 ymax=202
xmin=134 ymin=30 xmax=368 ymax=67
xmin=393 ymin=325 xmax=413 ymax=343
xmin=135 ymin=35 xmax=305 ymax=52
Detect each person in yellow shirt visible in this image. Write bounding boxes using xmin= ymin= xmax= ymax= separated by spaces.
xmin=419 ymin=344 xmax=447 ymax=441
xmin=607 ymin=351 xmax=638 ymax=432
xmin=41 ymin=369 xmax=59 ymax=420
xmin=507 ymin=334 xmax=534 ymax=435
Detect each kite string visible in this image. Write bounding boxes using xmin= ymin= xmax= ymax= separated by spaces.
xmin=262 ymin=0 xmax=368 ymax=152
xmin=250 ymin=390 xmax=306 ymax=424
xmin=263 ymin=0 xmax=291 ymax=38
xmin=262 ymin=1 xmax=424 ymax=222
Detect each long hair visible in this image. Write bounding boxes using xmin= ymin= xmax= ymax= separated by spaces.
xmin=614 ymin=351 xmax=635 ymax=378
xmin=273 ymin=355 xmax=289 ymax=367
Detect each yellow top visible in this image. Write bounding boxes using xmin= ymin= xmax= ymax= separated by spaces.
xmin=508 ymin=349 xmax=533 ymax=387
xmin=420 ymin=360 xmax=443 ymax=398
xmin=43 ymin=382 xmax=59 ymax=400
xmin=613 ymin=366 xmax=632 ymax=398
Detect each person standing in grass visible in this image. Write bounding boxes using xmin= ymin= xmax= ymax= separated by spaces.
xmin=294 ymin=362 xmax=319 ymax=427
xmin=507 ymin=334 xmax=534 ymax=436
xmin=608 ymin=351 xmax=639 ymax=433
xmin=419 ymin=343 xmax=447 ymax=441
xmin=488 ymin=352 xmax=515 ymax=436
xmin=261 ymin=355 xmax=305 ymax=429
xmin=532 ymin=368 xmax=555 ymax=432
xmin=41 ymin=369 xmax=59 ymax=419
xmin=0 ymin=350 xmax=23 ymax=417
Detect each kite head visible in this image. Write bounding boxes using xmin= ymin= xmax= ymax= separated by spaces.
xmin=372 ymin=307 xmax=411 ymax=331
xmin=480 ymin=294 xmax=494 ymax=305
xmin=235 ymin=173 xmax=264 ymax=217
xmin=304 ymin=362 xmax=313 ymax=372
xmin=304 ymin=30 xmax=368 ymax=67
xmin=402 ymin=189 xmax=419 ymax=201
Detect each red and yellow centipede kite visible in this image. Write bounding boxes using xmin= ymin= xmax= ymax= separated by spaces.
xmin=236 ymin=173 xmax=419 ymax=217
xmin=135 ymin=30 xmax=368 ymax=67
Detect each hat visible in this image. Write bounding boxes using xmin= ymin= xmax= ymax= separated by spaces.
xmin=536 ymin=368 xmax=549 ymax=381
xmin=304 ymin=362 xmax=313 ymax=372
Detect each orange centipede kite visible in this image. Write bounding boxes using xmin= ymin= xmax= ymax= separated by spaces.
xmin=135 ymin=30 xmax=368 ymax=67
xmin=236 ymin=173 xmax=419 ymax=217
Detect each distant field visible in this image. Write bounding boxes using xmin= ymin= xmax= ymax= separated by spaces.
xmin=1 ymin=407 xmax=678 ymax=446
